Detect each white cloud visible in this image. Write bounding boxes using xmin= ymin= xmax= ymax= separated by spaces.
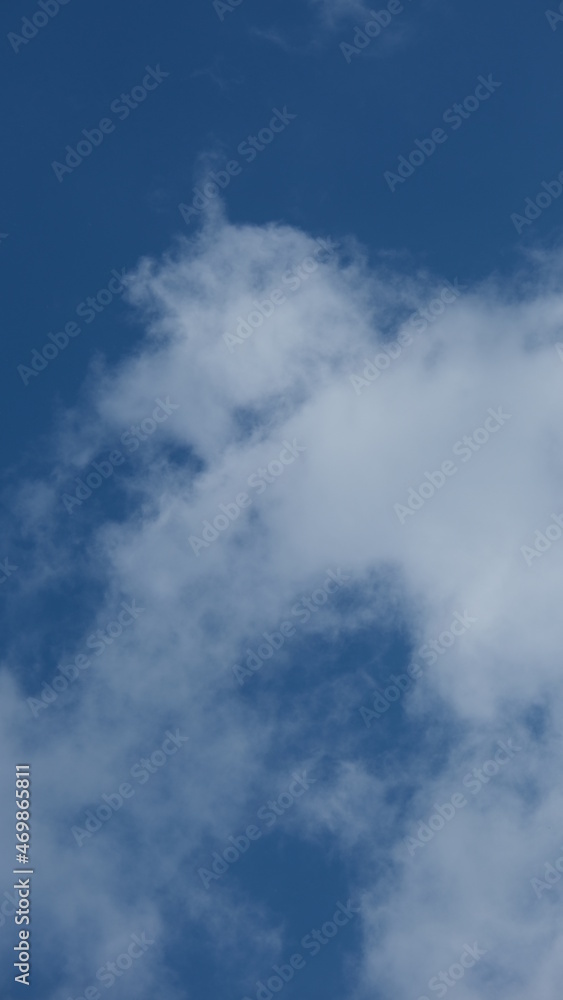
xmin=3 ymin=212 xmax=563 ymax=997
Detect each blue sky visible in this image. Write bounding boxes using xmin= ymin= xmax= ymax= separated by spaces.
xmin=2 ymin=1 xmax=563 ymax=999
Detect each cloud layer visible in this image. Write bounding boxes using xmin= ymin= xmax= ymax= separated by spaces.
xmin=3 ymin=212 xmax=563 ymax=999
